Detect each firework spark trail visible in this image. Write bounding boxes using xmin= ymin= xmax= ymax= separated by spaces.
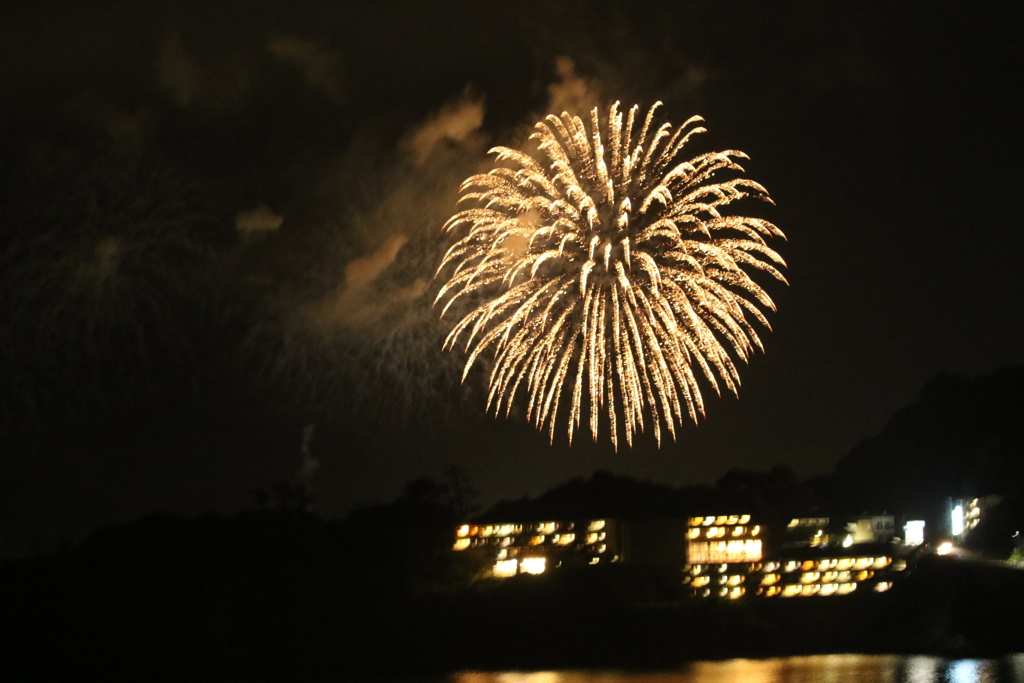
xmin=435 ymin=102 xmax=787 ymax=449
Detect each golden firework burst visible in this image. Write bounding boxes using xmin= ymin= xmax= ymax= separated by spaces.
xmin=435 ymin=102 xmax=787 ymax=448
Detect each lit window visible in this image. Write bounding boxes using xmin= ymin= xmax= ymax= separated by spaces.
xmin=691 ymin=576 xmax=710 ymax=587
xmin=481 ymin=526 xmax=494 ymax=538
xmin=457 ymin=525 xmax=470 ymax=538
xmin=782 ymin=585 xmax=802 ymax=597
xmin=520 ymin=557 xmax=546 ymax=575
xmin=820 ymin=583 xmax=838 ymax=596
xmin=751 ymin=526 xmax=760 ymax=536
xmin=702 ymin=517 xmax=714 ymax=527
xmin=529 ymin=535 xmax=545 ymax=546
xmin=784 ymin=561 xmax=800 ymax=572
xmin=874 ymin=582 xmax=892 ymax=593
xmin=872 ymin=557 xmax=890 ymax=569
xmin=801 ymin=584 xmax=820 ymax=596
xmin=716 ymin=516 xmax=729 ymax=525
xmin=687 ymin=528 xmax=701 ymax=539
xmin=727 ymin=515 xmax=739 ymax=525
xmin=493 ymin=559 xmax=518 ymax=578
xmin=800 ymin=572 xmax=820 ymax=584
xmin=836 ymin=558 xmax=855 ymax=571
xmin=497 ymin=524 xmax=515 ymax=537
xmin=589 ymin=557 xmax=599 ymax=565
xmin=586 ymin=532 xmax=599 ymax=543
xmin=838 ymin=583 xmax=857 ymax=594
xmin=729 ymin=587 xmax=744 ymax=599
xmin=854 ymin=557 xmax=873 ymax=570
xmin=557 ymin=533 xmax=575 ymax=545
xmin=551 ymin=534 xmax=560 ymax=544
xmin=453 ymin=538 xmax=471 ymax=550
xmin=788 ymin=519 xmax=799 ymax=528
xmin=732 ymin=526 xmax=745 ymax=537
xmin=537 ymin=522 xmax=557 ymax=534
xmin=856 ymin=570 xmax=873 ymax=581
xmin=761 ymin=573 xmax=779 ymax=586
xmin=727 ymin=574 xmax=743 ymax=586
xmin=588 ymin=520 xmax=606 ymax=532
xmin=597 ymin=544 xmax=607 ymax=554
xmin=739 ymin=515 xmax=751 ymax=525
xmin=690 ymin=517 xmax=703 ymax=527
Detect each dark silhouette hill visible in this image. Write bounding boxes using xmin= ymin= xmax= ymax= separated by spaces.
xmin=824 ymin=366 xmax=1024 ymax=547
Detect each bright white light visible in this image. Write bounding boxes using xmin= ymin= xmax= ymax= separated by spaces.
xmin=519 ymin=557 xmax=546 ymax=575
xmin=952 ymin=505 xmax=964 ymax=536
xmin=842 ymin=535 xmax=853 ymax=548
xmin=936 ymin=541 xmax=954 ymax=555
xmin=493 ymin=559 xmax=518 ymax=578
xmin=905 ymin=520 xmax=925 ymax=546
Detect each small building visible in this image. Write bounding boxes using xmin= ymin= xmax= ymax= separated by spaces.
xmin=453 ymin=518 xmax=623 ymax=577
xmin=847 ymin=514 xmax=897 ymax=545
xmin=684 ymin=513 xmax=764 ymax=599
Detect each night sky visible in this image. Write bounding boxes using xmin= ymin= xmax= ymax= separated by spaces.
xmin=2 ymin=1 xmax=1022 ymax=558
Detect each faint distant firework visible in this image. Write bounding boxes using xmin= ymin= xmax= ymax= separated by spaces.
xmin=435 ymin=102 xmax=787 ymax=449
xmin=0 ymin=153 xmax=222 ymax=427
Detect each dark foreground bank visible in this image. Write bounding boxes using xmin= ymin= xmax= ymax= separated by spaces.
xmin=3 ymin=512 xmax=1023 ymax=680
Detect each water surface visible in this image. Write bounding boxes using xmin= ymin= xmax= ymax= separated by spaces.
xmin=451 ymin=654 xmax=1024 ymax=683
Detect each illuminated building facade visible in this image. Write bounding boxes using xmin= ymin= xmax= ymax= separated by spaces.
xmin=685 ymin=514 xmax=763 ymax=599
xmin=686 ymin=514 xmax=762 ymax=564
xmin=753 ymin=550 xmax=902 ymax=598
xmin=455 ymin=510 xmax=916 ymax=598
xmin=783 ymin=517 xmax=832 ymax=548
xmin=950 ymin=495 xmax=1000 ymax=545
xmin=453 ymin=518 xmax=621 ymax=577
xmin=684 ymin=513 xmax=910 ymax=599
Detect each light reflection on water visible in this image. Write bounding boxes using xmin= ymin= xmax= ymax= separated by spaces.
xmin=452 ymin=653 xmax=1024 ymax=683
